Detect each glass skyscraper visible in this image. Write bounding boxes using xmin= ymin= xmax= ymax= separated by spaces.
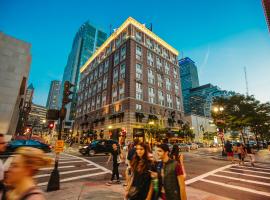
xmin=179 ymin=57 xmax=199 ymax=114
xmin=59 ymin=21 xmax=107 ymax=129
xmin=46 ymin=80 xmax=61 ymax=110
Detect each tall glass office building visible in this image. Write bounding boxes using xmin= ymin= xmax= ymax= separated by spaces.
xmin=59 ymin=21 xmax=107 ymax=130
xmin=179 ymin=57 xmax=199 ymax=114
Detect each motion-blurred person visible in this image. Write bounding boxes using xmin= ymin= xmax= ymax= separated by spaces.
xmin=225 ymin=140 xmax=234 ymax=163
xmin=6 ymin=147 xmax=52 ymax=200
xmin=246 ymin=144 xmax=255 ymax=167
xmin=0 ymin=134 xmax=7 ymax=199
xmin=125 ymin=142 xmax=154 ymax=200
xmin=170 ymin=144 xmax=180 ymax=162
xmin=154 ymin=144 xmax=187 ymax=200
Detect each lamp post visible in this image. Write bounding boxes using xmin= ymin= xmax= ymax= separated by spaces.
xmin=148 ymin=121 xmax=154 ymax=148
xmin=213 ymin=106 xmax=226 ymax=156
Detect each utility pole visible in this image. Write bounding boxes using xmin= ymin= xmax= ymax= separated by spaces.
xmin=47 ymin=81 xmax=74 ymax=192
xmin=244 ymin=66 xmax=249 ymax=96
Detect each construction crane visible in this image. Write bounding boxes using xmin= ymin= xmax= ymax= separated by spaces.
xmin=244 ymin=66 xmax=249 ymax=96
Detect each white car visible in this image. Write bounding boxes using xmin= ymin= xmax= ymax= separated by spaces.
xmin=187 ymin=143 xmax=198 ymax=150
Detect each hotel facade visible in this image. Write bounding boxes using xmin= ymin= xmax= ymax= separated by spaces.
xmin=75 ymin=17 xmax=184 ymax=142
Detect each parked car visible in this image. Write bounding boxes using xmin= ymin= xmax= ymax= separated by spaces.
xmin=187 ymin=143 xmax=198 ymax=150
xmin=79 ymin=139 xmax=118 ymax=156
xmin=195 ymin=142 xmax=204 ymax=148
xmin=4 ymin=139 xmax=52 ymax=155
xmin=178 ymin=143 xmax=190 ymax=152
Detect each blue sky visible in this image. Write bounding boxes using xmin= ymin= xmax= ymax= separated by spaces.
xmin=0 ymin=0 xmax=269 ymax=105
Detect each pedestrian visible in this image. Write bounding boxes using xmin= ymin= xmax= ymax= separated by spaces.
xmin=6 ymin=147 xmax=52 ymax=200
xmin=0 ymin=134 xmax=7 ymax=200
xmin=240 ymin=144 xmax=247 ymax=165
xmin=225 ymin=140 xmax=234 ymax=163
xmin=106 ymin=143 xmax=123 ymax=185
xmin=246 ymin=144 xmax=255 ymax=167
xmin=125 ymin=142 xmax=154 ymax=200
xmin=152 ymin=144 xmax=187 ymax=200
xmin=170 ymin=144 xmax=180 ymax=162
xmin=125 ymin=139 xmax=139 ymax=186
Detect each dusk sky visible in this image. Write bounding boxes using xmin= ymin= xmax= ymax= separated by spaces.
xmin=0 ymin=0 xmax=269 ymax=106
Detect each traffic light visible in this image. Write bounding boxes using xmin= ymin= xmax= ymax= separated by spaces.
xmin=62 ymin=81 xmax=74 ymax=106
xmin=48 ymin=121 xmax=55 ymax=130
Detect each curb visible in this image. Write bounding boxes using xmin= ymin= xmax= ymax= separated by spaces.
xmin=212 ymin=156 xmax=270 ymax=164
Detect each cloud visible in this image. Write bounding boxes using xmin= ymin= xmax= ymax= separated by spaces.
xmin=199 ymin=45 xmax=210 ymax=76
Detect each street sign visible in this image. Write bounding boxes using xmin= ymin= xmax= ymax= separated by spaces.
xmin=55 ymin=140 xmax=64 ymax=153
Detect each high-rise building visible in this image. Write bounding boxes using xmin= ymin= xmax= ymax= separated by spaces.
xmin=262 ymin=0 xmax=270 ymax=32
xmin=75 ymin=17 xmax=184 ymax=142
xmin=46 ymin=80 xmax=60 ymax=109
xmin=59 ymin=21 xmax=107 ymax=132
xmin=27 ymin=104 xmax=47 ymax=134
xmin=189 ymin=84 xmax=234 ymax=117
xmin=179 ymin=57 xmax=199 ymax=114
xmin=0 ymin=32 xmax=31 ymax=137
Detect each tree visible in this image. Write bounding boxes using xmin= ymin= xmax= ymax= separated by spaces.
xmin=144 ymin=122 xmax=166 ymax=146
xmin=179 ymin=123 xmax=195 ymax=142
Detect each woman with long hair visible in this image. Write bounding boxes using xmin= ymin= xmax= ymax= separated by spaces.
xmin=125 ymin=142 xmax=154 ymax=200
xmin=6 ymin=147 xmax=52 ymax=200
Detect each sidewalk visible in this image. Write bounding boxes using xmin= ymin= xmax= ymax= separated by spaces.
xmin=43 ymin=180 xmax=232 ymax=200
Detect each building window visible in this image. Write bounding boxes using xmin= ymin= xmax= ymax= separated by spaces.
xmin=166 ymin=94 xmax=173 ymax=108
xmin=157 ymin=74 xmax=163 ymax=88
xmin=165 ymin=62 xmax=170 ymax=75
xmin=165 ymin=78 xmax=171 ymax=91
xmin=136 ymin=82 xmax=143 ymax=100
xmin=135 ymin=31 xmax=142 ymax=42
xmin=112 ymin=87 xmax=118 ymax=103
xmin=175 ymin=82 xmax=179 ymax=93
xmin=156 ymin=56 xmax=162 ymax=69
xmin=148 ymin=87 xmax=155 ymax=104
xmin=97 ymin=79 xmax=102 ymax=92
xmin=176 ymin=97 xmax=181 ymax=110
xmin=94 ymin=69 xmax=98 ymax=80
xmin=119 ymin=83 xmax=125 ymax=99
xmin=146 ymin=38 xmax=153 ymax=49
xmin=114 ymin=51 xmax=119 ymax=66
xmin=99 ymin=64 xmax=103 ymax=77
xmin=136 ymin=45 xmax=142 ymax=60
xmin=103 ymin=74 xmax=108 ymax=89
xmin=120 ymin=63 xmax=125 ymax=79
xmin=136 ymin=104 xmax=142 ymax=111
xmin=96 ymin=95 xmax=101 ymax=109
xmin=148 ymin=68 xmax=155 ymax=84
xmin=104 ymin=60 xmax=109 ymax=72
xmin=147 ymin=51 xmax=154 ymax=66
xmin=116 ymin=37 xmax=121 ymax=48
xmin=136 ymin=63 xmax=142 ymax=80
xmin=173 ymin=67 xmax=178 ymax=78
xmin=113 ymin=67 xmax=119 ymax=84
xmin=158 ymin=90 xmax=165 ymax=106
xmin=102 ymin=91 xmax=107 ymax=106
xmin=91 ymin=97 xmax=96 ymax=110
xmin=120 ymin=45 xmax=126 ymax=61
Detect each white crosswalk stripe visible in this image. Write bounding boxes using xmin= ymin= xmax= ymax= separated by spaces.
xmin=36 ymin=153 xmax=111 ymax=186
xmin=187 ymin=164 xmax=270 ymax=200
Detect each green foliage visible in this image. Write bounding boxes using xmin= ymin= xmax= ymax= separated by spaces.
xmin=212 ymin=94 xmax=270 ymax=143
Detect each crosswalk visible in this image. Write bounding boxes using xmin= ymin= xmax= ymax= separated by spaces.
xmin=186 ymin=163 xmax=270 ymax=200
xmin=188 ymin=151 xmax=220 ymax=158
xmin=37 ymin=153 xmax=111 ymax=186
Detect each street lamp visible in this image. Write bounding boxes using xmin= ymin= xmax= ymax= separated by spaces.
xmin=148 ymin=121 xmax=154 ymax=125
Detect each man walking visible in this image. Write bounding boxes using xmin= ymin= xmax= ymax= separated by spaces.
xmin=153 ymin=144 xmax=187 ymax=200
xmin=225 ymin=140 xmax=234 ymax=163
xmin=106 ymin=143 xmax=122 ymax=185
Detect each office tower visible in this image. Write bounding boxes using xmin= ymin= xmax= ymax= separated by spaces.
xmin=75 ymin=17 xmax=184 ymax=141
xmin=59 ymin=21 xmax=107 ymax=132
xmin=179 ymin=57 xmax=199 ymax=114
xmin=46 ymin=80 xmax=61 ymax=109
xmin=262 ymin=0 xmax=270 ymax=32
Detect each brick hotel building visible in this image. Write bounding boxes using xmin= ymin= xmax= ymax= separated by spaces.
xmin=75 ymin=17 xmax=184 ymax=142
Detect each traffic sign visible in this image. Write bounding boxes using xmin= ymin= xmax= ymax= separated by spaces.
xmin=55 ymin=140 xmax=64 ymax=153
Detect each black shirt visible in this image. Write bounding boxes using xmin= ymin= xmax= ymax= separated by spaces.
xmin=225 ymin=142 xmax=233 ymax=153
xmin=111 ymin=149 xmax=119 ymax=164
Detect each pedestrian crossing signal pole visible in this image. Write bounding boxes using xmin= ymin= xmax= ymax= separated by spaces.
xmin=47 ymin=81 xmax=74 ymax=192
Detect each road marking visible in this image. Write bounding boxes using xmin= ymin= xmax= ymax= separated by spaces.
xmin=185 ymin=164 xmax=234 ymax=185
xmin=234 ymin=165 xmax=270 ymax=171
xmin=40 ymin=165 xmax=74 ymax=171
xmin=37 ymin=171 xmax=109 ymax=186
xmin=200 ymin=179 xmax=270 ymax=197
xmin=63 ymin=153 xmax=111 ymax=173
xmin=211 ymin=174 xmax=270 ymax=186
xmin=253 ymin=163 xmax=270 ymax=169
xmin=222 ymin=170 xmax=270 ymax=179
xmin=230 ymin=167 xmax=270 ymax=174
xmin=35 ymin=167 xmax=99 ymax=178
xmin=59 ymin=160 xmax=85 ymax=164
